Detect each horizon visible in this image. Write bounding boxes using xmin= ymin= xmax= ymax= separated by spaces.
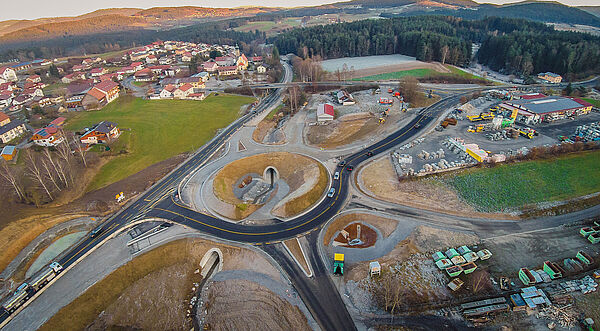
xmin=1 ymin=0 xmax=598 ymax=21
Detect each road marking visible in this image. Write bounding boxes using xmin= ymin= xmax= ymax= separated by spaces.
xmin=62 ymin=223 xmax=118 ymax=265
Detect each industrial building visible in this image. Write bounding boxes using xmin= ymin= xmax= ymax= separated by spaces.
xmin=498 ymin=96 xmax=592 ymax=124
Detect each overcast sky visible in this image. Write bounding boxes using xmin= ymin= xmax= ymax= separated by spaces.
xmin=1 ymin=0 xmax=598 ymax=21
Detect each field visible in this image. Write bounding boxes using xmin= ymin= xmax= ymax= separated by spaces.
xmin=353 ymin=68 xmax=438 ymax=81
xmin=66 ymin=94 xmax=255 ymax=191
xmin=321 ymin=54 xmax=418 ymax=72
xmin=444 ymin=150 xmax=600 ymax=212
xmin=233 ymin=18 xmax=300 ymax=36
xmin=583 ymin=98 xmax=600 ymax=107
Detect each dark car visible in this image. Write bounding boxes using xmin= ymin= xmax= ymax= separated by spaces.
xmin=366 ymin=151 xmax=373 ymax=157
xmin=339 ymin=160 xmax=346 ymax=167
xmin=346 ymin=166 xmax=354 ymax=171
xmin=89 ymin=227 xmax=103 ymax=238
xmin=414 ymin=123 xmax=421 ymax=129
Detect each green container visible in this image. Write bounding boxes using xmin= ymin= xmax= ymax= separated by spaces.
xmin=588 ymin=233 xmax=600 ymax=244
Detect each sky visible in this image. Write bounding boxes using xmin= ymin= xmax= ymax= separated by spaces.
xmin=1 ymin=0 xmax=598 ymax=21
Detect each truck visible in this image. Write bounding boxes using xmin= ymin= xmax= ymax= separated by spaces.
xmin=333 ymin=253 xmax=344 ymax=275
xmin=2 ymin=283 xmax=31 ymax=314
xmin=30 ymin=262 xmax=63 ymax=291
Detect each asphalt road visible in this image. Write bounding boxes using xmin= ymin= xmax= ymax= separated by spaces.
xmin=146 ymin=93 xmax=461 ymax=243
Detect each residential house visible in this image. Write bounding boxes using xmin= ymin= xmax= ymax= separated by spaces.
xmin=31 ymin=117 xmax=66 ymax=146
xmin=158 ymin=57 xmax=173 ymax=65
xmin=317 ymin=103 xmax=335 ymax=122
xmin=0 ymin=95 xmax=12 ymax=108
xmin=178 ymin=76 xmax=205 ymax=89
xmin=82 ymin=80 xmax=120 ymax=109
xmin=215 ymin=56 xmax=235 ymax=66
xmin=146 ymin=55 xmax=158 ymax=64
xmin=26 ymin=74 xmax=41 ymax=83
xmin=11 ymin=62 xmax=32 ymax=72
xmin=72 ymin=64 xmax=86 ymax=72
xmin=0 ymin=67 xmax=18 ymax=82
xmin=188 ymin=92 xmax=206 ymax=101
xmin=217 ymin=66 xmax=238 ymax=77
xmin=250 ymin=56 xmax=263 ymax=64
xmin=62 ymin=72 xmax=86 ymax=84
xmin=160 ymin=84 xmax=177 ymax=99
xmin=0 ymin=119 xmax=27 ymax=143
xmin=130 ymin=62 xmax=144 ymax=71
xmin=203 ymin=62 xmax=218 ymax=73
xmin=0 ymin=112 xmax=10 ymax=126
xmin=256 ymin=64 xmax=268 ymax=74
xmin=134 ymin=68 xmax=153 ymax=82
xmin=182 ymin=52 xmax=193 ymax=62
xmin=90 ymin=68 xmax=107 ymax=77
xmin=174 ymin=83 xmax=194 ymax=99
xmin=1 ymin=145 xmax=17 ymax=161
xmin=80 ymin=121 xmax=121 ymax=145
xmin=538 ymin=72 xmax=563 ymax=84
xmin=196 ymin=72 xmax=210 ymax=82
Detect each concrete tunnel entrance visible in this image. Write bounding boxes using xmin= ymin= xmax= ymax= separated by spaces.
xmin=263 ymin=166 xmax=280 ymax=187
xmin=199 ymin=248 xmax=223 ymax=278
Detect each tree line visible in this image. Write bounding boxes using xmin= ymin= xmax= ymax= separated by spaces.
xmin=272 ymin=16 xmax=600 ymax=78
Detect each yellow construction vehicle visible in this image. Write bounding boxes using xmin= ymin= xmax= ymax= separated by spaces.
xmin=467 ymin=124 xmax=485 ymax=133
xmin=379 ymin=117 xmax=386 ymax=124
xmin=518 ymin=127 xmax=537 ymax=139
xmin=467 ymin=112 xmax=495 ymax=122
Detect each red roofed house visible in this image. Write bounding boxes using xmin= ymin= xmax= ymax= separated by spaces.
xmin=160 ymin=84 xmax=177 ymax=99
xmin=130 ymin=62 xmax=144 ymax=71
xmin=217 ymin=66 xmax=238 ymax=77
xmin=215 ymin=56 xmax=235 ymax=66
xmin=134 ymin=68 xmax=153 ymax=82
xmin=203 ymin=62 xmax=218 ymax=73
xmin=174 ymin=83 xmax=194 ymax=99
xmin=31 ymin=117 xmax=66 ymax=146
xmin=0 ymin=111 xmax=10 ymax=127
xmin=90 ymin=68 xmax=107 ymax=77
xmin=80 ymin=121 xmax=120 ymax=145
xmin=250 ymin=56 xmax=263 ymax=64
xmin=317 ymin=103 xmax=335 ymax=122
xmin=26 ymin=75 xmax=41 ymax=83
xmin=82 ymin=80 xmax=120 ymax=110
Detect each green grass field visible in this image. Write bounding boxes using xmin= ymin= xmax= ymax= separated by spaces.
xmin=583 ymin=98 xmax=600 ymax=108
xmin=353 ymin=69 xmax=437 ymax=81
xmin=444 ymin=151 xmax=600 ymax=212
xmin=66 ymin=94 xmax=255 ymax=191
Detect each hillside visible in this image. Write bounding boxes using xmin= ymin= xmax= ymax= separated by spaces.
xmin=0 ymin=15 xmax=149 ymax=43
xmin=580 ymin=6 xmax=600 ymax=18
xmin=336 ymin=0 xmax=477 ymax=8
xmin=384 ymin=1 xmax=600 ymax=27
xmin=0 ymin=6 xmax=276 ymax=44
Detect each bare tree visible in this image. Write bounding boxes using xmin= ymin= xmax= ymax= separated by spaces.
xmin=440 ymin=45 xmax=450 ymax=65
xmin=42 ymin=148 xmax=68 ymax=187
xmin=25 ymin=150 xmax=53 ymax=200
xmin=71 ymin=135 xmax=88 ymax=167
xmin=0 ymin=159 xmax=25 ymax=201
xmin=40 ymin=156 xmax=62 ymax=192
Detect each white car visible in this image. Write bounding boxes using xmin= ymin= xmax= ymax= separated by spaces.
xmin=334 ymin=172 xmax=340 ymax=180
xmin=327 ymin=188 xmax=336 ymax=198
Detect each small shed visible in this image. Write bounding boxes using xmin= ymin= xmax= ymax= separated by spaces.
xmin=477 ymin=249 xmax=492 ymax=260
xmin=369 ymin=261 xmax=381 ymax=276
xmin=317 ymin=103 xmax=335 ymax=122
xmin=1 ymin=145 xmax=17 ymax=161
xmin=461 ymin=262 xmax=478 ymax=274
xmin=446 ymin=265 xmax=463 ymax=277
xmin=463 ymin=252 xmax=479 ymax=263
xmin=448 ymin=278 xmax=464 ymax=291
xmin=451 ymin=255 xmax=467 ymax=266
xmin=435 ymin=259 xmax=452 ymax=270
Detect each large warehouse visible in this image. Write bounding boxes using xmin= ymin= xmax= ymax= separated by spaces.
xmin=498 ymin=96 xmax=592 ymax=124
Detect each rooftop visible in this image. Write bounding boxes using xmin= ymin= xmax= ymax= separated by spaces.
xmin=506 ymin=96 xmax=588 ymax=115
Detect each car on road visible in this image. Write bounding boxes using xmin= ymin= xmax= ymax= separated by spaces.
xmin=414 ymin=123 xmax=421 ymax=129
xmin=327 ymin=188 xmax=336 ymax=198
xmin=89 ymin=227 xmax=103 ymax=238
xmin=339 ymin=160 xmax=346 ymax=167
xmin=366 ymin=151 xmax=373 ymax=157
xmin=334 ymin=171 xmax=340 ymax=180
xmin=346 ymin=166 xmax=354 ymax=172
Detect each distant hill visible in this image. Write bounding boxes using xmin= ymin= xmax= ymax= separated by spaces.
xmin=383 ymin=1 xmax=600 ymax=27
xmin=579 ymin=6 xmax=600 ymax=18
xmin=336 ymin=0 xmax=477 ymax=8
xmin=0 ymin=6 xmax=277 ymax=44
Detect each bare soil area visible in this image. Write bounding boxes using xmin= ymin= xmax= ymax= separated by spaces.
xmin=359 ymin=157 xmax=518 ymax=219
xmin=324 ymin=212 xmax=398 ymax=246
xmin=252 ymin=119 xmax=277 ymax=143
xmin=333 ymin=222 xmax=378 ymax=248
xmin=307 ymin=112 xmax=378 ymax=148
xmin=203 ymin=279 xmax=311 ymax=331
xmin=42 ymin=238 xmax=280 ymax=331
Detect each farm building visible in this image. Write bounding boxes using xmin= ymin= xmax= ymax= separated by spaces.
xmin=317 ymin=103 xmax=335 ymax=122
xmin=498 ymin=96 xmax=592 ymax=124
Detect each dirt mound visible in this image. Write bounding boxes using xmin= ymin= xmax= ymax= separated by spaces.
xmin=202 ymin=279 xmax=310 ymax=331
xmin=307 ymin=113 xmax=377 ymax=148
xmin=334 ymin=222 xmax=378 ymax=248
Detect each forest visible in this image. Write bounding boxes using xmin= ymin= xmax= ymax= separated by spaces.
xmin=273 ymin=16 xmax=600 ymax=78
